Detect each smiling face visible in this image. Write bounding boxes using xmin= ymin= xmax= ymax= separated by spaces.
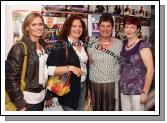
xmin=99 ymin=21 xmax=112 ymax=38
xmin=69 ymin=19 xmax=83 ymax=41
xmin=124 ymin=24 xmax=139 ymax=39
xmin=26 ymin=17 xmax=44 ymax=41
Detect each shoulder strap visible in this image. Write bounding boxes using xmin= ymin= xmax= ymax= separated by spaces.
xmin=64 ymin=46 xmax=72 ymax=86
xmin=17 ymin=42 xmax=27 ymax=91
xmin=64 ymin=46 xmax=68 ymax=65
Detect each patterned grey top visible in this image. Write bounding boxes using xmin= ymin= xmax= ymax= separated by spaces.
xmin=87 ymin=38 xmax=123 ymax=83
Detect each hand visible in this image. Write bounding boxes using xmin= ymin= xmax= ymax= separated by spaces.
xmin=19 ymin=107 xmax=27 ymax=111
xmin=69 ymin=66 xmax=83 ymax=77
xmin=87 ymin=89 xmax=91 ymax=100
xmin=44 ymin=98 xmax=53 ymax=108
xmin=140 ymin=93 xmax=148 ymax=104
xmin=88 ymin=55 xmax=93 ymax=64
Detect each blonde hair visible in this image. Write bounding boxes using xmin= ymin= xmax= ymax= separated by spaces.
xmin=22 ymin=12 xmax=44 ymax=36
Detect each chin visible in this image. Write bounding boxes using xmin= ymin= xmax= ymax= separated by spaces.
xmin=74 ymin=36 xmax=81 ymax=39
xmin=36 ymin=34 xmax=43 ymax=36
xmin=126 ymin=36 xmax=133 ymax=39
xmin=101 ymin=35 xmax=110 ymax=38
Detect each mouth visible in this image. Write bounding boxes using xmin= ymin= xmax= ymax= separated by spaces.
xmin=35 ymin=31 xmax=43 ymax=33
xmin=74 ymin=32 xmax=82 ymax=36
xmin=126 ymin=33 xmax=133 ymax=36
xmin=102 ymin=32 xmax=110 ymax=35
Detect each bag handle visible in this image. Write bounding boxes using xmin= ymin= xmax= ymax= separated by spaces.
xmin=64 ymin=46 xmax=71 ymax=86
xmin=64 ymin=46 xmax=68 ymax=64
xmin=17 ymin=42 xmax=28 ymax=91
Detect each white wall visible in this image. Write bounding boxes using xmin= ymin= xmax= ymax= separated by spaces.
xmin=5 ymin=5 xmax=41 ymax=59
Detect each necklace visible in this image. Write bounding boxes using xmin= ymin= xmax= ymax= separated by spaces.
xmin=126 ymin=39 xmax=138 ymax=48
xmin=99 ymin=40 xmax=111 ymax=45
xmin=100 ymin=41 xmax=110 ymax=45
xmin=126 ymin=42 xmax=136 ymax=48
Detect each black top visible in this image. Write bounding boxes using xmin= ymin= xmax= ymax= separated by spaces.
xmin=47 ymin=39 xmax=89 ymax=109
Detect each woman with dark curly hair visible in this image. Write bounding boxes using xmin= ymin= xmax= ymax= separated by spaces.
xmin=47 ymin=15 xmax=88 ymax=111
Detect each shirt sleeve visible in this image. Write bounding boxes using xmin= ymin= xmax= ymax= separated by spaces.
xmin=139 ymin=40 xmax=152 ymax=51
xmin=47 ymin=66 xmax=57 ymax=76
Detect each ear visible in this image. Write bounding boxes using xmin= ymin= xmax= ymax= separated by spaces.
xmin=26 ymin=27 xmax=29 ymax=31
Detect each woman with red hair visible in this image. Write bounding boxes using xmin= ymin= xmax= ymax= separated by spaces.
xmin=119 ymin=17 xmax=154 ymax=111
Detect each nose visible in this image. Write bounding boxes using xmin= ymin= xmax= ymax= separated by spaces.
xmin=37 ymin=25 xmax=44 ymax=30
xmin=76 ymin=26 xmax=82 ymax=31
xmin=126 ymin=27 xmax=132 ymax=32
xmin=102 ymin=26 xmax=109 ymax=31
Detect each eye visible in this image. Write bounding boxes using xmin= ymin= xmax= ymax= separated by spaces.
xmin=107 ymin=25 xmax=111 ymax=28
xmin=39 ymin=23 xmax=43 ymax=26
xmin=100 ymin=25 xmax=105 ymax=28
xmin=79 ymin=25 xmax=83 ymax=28
xmin=72 ymin=25 xmax=76 ymax=27
xmin=131 ymin=26 xmax=136 ymax=29
xmin=124 ymin=25 xmax=129 ymax=28
xmin=32 ymin=23 xmax=36 ymax=26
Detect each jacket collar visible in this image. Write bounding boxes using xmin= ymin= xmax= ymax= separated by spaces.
xmin=21 ymin=35 xmax=46 ymax=50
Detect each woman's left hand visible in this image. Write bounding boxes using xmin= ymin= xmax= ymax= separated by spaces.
xmin=140 ymin=93 xmax=148 ymax=104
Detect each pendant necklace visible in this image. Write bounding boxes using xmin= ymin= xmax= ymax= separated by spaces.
xmin=126 ymin=39 xmax=138 ymax=48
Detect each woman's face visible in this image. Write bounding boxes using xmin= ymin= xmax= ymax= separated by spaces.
xmin=69 ymin=19 xmax=83 ymax=41
xmin=124 ymin=24 xmax=139 ymax=39
xmin=99 ymin=21 xmax=112 ymax=38
xmin=26 ymin=17 xmax=44 ymax=40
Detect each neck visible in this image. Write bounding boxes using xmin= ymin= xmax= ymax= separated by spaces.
xmin=68 ymin=36 xmax=79 ymax=43
xmin=30 ymin=36 xmax=40 ymax=44
xmin=100 ymin=37 xmax=111 ymax=43
xmin=128 ymin=37 xmax=138 ymax=44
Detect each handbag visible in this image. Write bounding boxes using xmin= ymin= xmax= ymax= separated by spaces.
xmin=47 ymin=46 xmax=72 ymax=96
xmin=5 ymin=42 xmax=28 ymax=111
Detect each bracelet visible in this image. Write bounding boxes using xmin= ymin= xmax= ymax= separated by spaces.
xmin=142 ymin=91 xmax=148 ymax=95
xmin=66 ymin=65 xmax=70 ymax=72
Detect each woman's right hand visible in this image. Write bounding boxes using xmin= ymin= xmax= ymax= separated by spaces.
xmin=19 ymin=107 xmax=27 ymax=111
xmin=69 ymin=66 xmax=83 ymax=77
xmin=88 ymin=54 xmax=93 ymax=64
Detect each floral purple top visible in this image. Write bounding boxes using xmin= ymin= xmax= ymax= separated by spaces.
xmin=119 ymin=40 xmax=152 ymax=95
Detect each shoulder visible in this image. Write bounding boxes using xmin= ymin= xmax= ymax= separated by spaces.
xmin=87 ymin=38 xmax=98 ymax=48
xmin=113 ymin=38 xmax=123 ymax=46
xmin=7 ymin=42 xmax=25 ymax=60
xmin=39 ymin=38 xmax=47 ymax=48
xmin=11 ymin=42 xmax=25 ymax=52
xmin=51 ymin=41 xmax=65 ymax=51
xmin=89 ymin=37 xmax=98 ymax=44
xmin=138 ymin=40 xmax=152 ymax=50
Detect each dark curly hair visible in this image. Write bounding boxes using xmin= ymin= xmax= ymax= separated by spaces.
xmin=59 ymin=15 xmax=87 ymax=42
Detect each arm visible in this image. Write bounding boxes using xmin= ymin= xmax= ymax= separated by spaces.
xmin=47 ymin=47 xmax=82 ymax=77
xmin=139 ymin=48 xmax=154 ymax=104
xmin=6 ymin=44 xmax=27 ymax=110
xmin=53 ymin=65 xmax=83 ymax=77
xmin=88 ymin=54 xmax=93 ymax=64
